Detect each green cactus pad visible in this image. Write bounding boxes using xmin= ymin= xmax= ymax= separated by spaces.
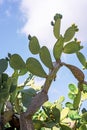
xmin=0 ymin=59 xmax=8 ymax=74
xmin=29 ymin=36 xmax=40 ymax=54
xmin=26 ymin=57 xmax=47 ymax=78
xmin=9 ymin=54 xmax=26 ymax=70
xmin=39 ymin=46 xmax=53 ymax=69
xmin=76 ymin=52 xmax=86 ymax=67
xmin=64 ymin=24 xmax=78 ymax=42
xmin=73 ymin=91 xmax=81 ymax=109
xmin=53 ymin=36 xmax=64 ymax=61
xmin=53 ymin=18 xmax=61 ymax=39
xmin=63 ymin=41 xmax=82 ymax=54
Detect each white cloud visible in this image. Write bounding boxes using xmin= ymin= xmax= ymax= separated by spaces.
xmin=20 ymin=0 xmax=87 ymax=49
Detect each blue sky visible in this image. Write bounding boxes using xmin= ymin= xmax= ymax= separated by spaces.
xmin=0 ymin=0 xmax=87 ymax=104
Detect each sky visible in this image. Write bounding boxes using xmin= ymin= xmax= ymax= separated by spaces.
xmin=0 ymin=0 xmax=87 ymax=104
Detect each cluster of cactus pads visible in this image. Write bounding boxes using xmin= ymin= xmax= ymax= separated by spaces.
xmin=0 ymin=13 xmax=87 ymax=130
xmin=7 ymin=14 xmax=87 ymax=82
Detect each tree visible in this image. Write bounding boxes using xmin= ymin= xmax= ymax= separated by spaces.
xmin=0 ymin=14 xmax=87 ymax=130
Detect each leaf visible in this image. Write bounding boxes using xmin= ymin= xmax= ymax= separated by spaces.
xmin=29 ymin=36 xmax=40 ymax=54
xmin=76 ymin=52 xmax=86 ymax=67
xmin=21 ymin=88 xmax=36 ymax=96
xmin=33 ymin=120 xmax=43 ymax=130
xmin=53 ymin=36 xmax=64 ymax=60
xmin=53 ymin=18 xmax=61 ymax=39
xmin=21 ymin=88 xmax=36 ymax=107
xmin=44 ymin=121 xmax=56 ymax=128
xmin=68 ymin=93 xmax=75 ymax=100
xmin=42 ymin=106 xmax=50 ymax=117
xmin=73 ymin=91 xmax=81 ymax=109
xmin=0 ymin=102 xmax=4 ymax=113
xmin=7 ymin=77 xmax=18 ymax=93
xmin=81 ymin=112 xmax=87 ymax=123
xmin=52 ymin=107 xmax=60 ymax=123
xmin=1 ymin=73 xmax=8 ymax=81
xmin=79 ymin=124 xmax=87 ymax=130
xmin=81 ymin=92 xmax=87 ymax=101
xmin=0 ymin=59 xmax=8 ymax=74
xmin=64 ymin=24 xmax=78 ymax=42
xmin=10 ymin=90 xmax=17 ymax=103
xmin=9 ymin=54 xmax=26 ymax=70
xmin=60 ymin=124 xmax=71 ymax=130
xmin=82 ymin=84 xmax=87 ymax=92
xmin=53 ymin=126 xmax=60 ymax=130
xmin=0 ymin=74 xmax=9 ymax=100
xmin=65 ymin=102 xmax=73 ymax=109
xmin=60 ymin=107 xmax=69 ymax=121
xmin=22 ymin=94 xmax=32 ymax=107
xmin=64 ymin=63 xmax=85 ymax=82
xmin=63 ymin=41 xmax=82 ymax=54
xmin=57 ymin=96 xmax=65 ymax=104
xmin=0 ymin=89 xmax=9 ymax=99
xmin=68 ymin=110 xmax=81 ymax=120
xmin=0 ymin=73 xmax=8 ymax=86
xmin=68 ymin=84 xmax=77 ymax=94
xmin=39 ymin=46 xmax=53 ymax=69
xmin=43 ymin=101 xmax=53 ymax=107
xmin=42 ymin=101 xmax=53 ymax=117
xmin=26 ymin=57 xmax=47 ymax=78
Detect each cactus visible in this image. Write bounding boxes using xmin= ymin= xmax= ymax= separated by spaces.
xmin=53 ymin=36 xmax=64 ymax=61
xmin=76 ymin=52 xmax=86 ymax=67
xmin=53 ymin=14 xmax=62 ymax=39
xmin=64 ymin=63 xmax=84 ymax=82
xmin=9 ymin=54 xmax=26 ymax=70
xmin=39 ymin=46 xmax=53 ymax=69
xmin=64 ymin=24 xmax=79 ymax=42
xmin=63 ymin=41 xmax=83 ymax=54
xmin=0 ymin=59 xmax=8 ymax=74
xmin=26 ymin=57 xmax=47 ymax=78
xmin=29 ymin=36 xmax=40 ymax=54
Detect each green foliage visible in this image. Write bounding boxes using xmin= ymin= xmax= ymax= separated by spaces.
xmin=63 ymin=41 xmax=83 ymax=54
xmin=60 ymin=124 xmax=72 ymax=130
xmin=60 ymin=107 xmax=69 ymax=121
xmin=21 ymin=88 xmax=36 ymax=107
xmin=68 ymin=84 xmax=78 ymax=94
xmin=73 ymin=91 xmax=81 ymax=109
xmin=64 ymin=24 xmax=78 ymax=42
xmin=0 ymin=59 xmax=8 ymax=74
xmin=81 ymin=112 xmax=87 ymax=123
xmin=39 ymin=46 xmax=53 ymax=69
xmin=29 ymin=36 xmax=40 ymax=54
xmin=79 ymin=124 xmax=87 ymax=130
xmin=0 ymin=73 xmax=9 ymax=101
xmin=68 ymin=110 xmax=80 ymax=120
xmin=53 ymin=13 xmax=62 ymax=39
xmin=53 ymin=36 xmax=64 ymax=61
xmin=65 ymin=102 xmax=73 ymax=109
xmin=52 ymin=107 xmax=60 ymax=123
xmin=9 ymin=54 xmax=25 ymax=69
xmin=26 ymin=57 xmax=47 ymax=78
xmin=76 ymin=52 xmax=86 ymax=67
